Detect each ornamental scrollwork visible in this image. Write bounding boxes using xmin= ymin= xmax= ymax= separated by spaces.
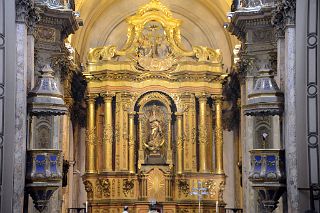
xmin=123 ymin=179 xmax=135 ymax=197
xmin=83 ymin=180 xmax=93 ymax=199
xmin=87 ymin=0 xmax=223 ymax=74
xmin=177 ymin=179 xmax=190 ymax=196
xmin=96 ymin=178 xmax=111 ymax=198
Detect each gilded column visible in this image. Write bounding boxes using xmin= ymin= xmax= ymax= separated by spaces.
xmin=102 ymin=94 xmax=113 ymax=172
xmin=86 ymin=94 xmax=97 ymax=173
xmin=167 ymin=116 xmax=173 ymax=166
xmin=138 ymin=112 xmax=144 ymax=169
xmin=176 ymin=113 xmax=183 ymax=174
xmin=128 ymin=112 xmax=136 ymax=173
xmin=214 ymin=96 xmax=224 ymax=174
xmin=198 ymin=95 xmax=208 ymax=173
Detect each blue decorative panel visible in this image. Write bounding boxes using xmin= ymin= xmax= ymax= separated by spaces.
xmin=35 ymin=155 xmax=46 ymax=174
xmin=254 ymin=155 xmax=262 ymax=172
xmin=50 ymin=155 xmax=57 ymax=174
xmin=266 ymin=155 xmax=276 ymax=174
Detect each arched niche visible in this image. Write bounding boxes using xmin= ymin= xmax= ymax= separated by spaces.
xmin=136 ymin=91 xmax=175 ymax=165
xmin=33 ymin=117 xmax=53 ymax=149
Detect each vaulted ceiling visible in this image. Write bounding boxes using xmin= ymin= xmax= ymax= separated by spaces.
xmin=71 ymin=0 xmax=238 ymax=70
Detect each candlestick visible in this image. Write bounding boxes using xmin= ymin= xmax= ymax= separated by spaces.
xmin=86 ymin=201 xmax=88 ymax=213
xmin=216 ymin=201 xmax=219 ymax=213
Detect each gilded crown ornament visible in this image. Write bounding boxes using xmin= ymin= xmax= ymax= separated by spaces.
xmin=86 ymin=0 xmax=223 ymax=77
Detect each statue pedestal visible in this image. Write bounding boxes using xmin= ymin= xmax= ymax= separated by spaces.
xmin=145 ymin=153 xmax=166 ymax=165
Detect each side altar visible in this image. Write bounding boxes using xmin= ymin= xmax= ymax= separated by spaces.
xmin=82 ymin=1 xmax=226 ymax=212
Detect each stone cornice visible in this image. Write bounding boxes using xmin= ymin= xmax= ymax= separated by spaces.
xmin=36 ymin=4 xmax=79 ymax=39
xmin=228 ymin=7 xmax=274 ymax=41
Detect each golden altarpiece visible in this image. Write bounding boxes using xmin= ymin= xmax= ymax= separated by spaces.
xmin=83 ymin=1 xmax=226 ymax=212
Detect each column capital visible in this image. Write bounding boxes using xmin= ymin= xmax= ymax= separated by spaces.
xmin=86 ymin=93 xmax=98 ymax=102
xmin=212 ymin=95 xmax=224 ymax=103
xmin=175 ymin=112 xmax=183 ymax=117
xmin=129 ymin=111 xmax=136 ymax=118
xmin=137 ymin=112 xmax=145 ymax=121
xmin=196 ymin=93 xmax=208 ymax=102
xmin=101 ymin=93 xmax=115 ymax=101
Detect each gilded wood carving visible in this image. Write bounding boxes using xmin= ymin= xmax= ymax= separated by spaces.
xmin=82 ymin=0 xmax=227 ymax=212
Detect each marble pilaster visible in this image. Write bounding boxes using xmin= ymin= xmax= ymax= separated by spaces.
xmin=1 ymin=0 xmax=17 ymax=211
xmin=223 ymin=130 xmax=235 ymax=208
xmin=284 ymin=25 xmax=299 ymax=212
xmin=241 ymin=77 xmax=256 ymax=213
xmin=13 ymin=22 xmax=28 ymax=213
xmin=27 ymin=33 xmax=35 ymax=92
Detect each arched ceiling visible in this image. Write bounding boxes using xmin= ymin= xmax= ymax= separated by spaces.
xmin=71 ymin=0 xmax=238 ymax=70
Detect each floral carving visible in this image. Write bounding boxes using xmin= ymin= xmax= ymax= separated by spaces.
xmin=96 ymin=178 xmax=111 ymax=197
xmin=123 ymin=179 xmax=134 ymax=197
xmin=178 ymin=179 xmax=190 ymax=196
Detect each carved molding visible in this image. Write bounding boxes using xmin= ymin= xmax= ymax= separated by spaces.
xmin=138 ymin=92 xmax=172 ymax=112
